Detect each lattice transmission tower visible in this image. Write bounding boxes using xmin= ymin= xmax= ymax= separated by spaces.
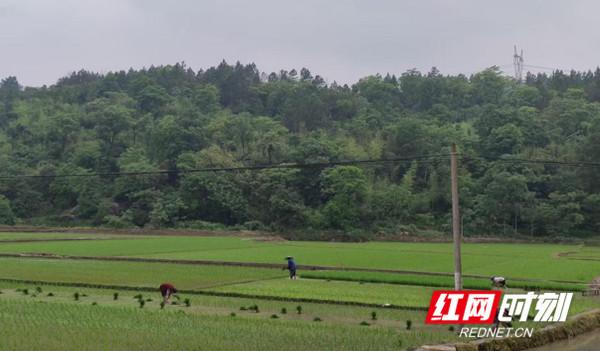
xmin=513 ymin=45 xmax=524 ymax=82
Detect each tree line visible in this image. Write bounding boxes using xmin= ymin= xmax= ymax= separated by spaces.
xmin=0 ymin=61 xmax=599 ymax=239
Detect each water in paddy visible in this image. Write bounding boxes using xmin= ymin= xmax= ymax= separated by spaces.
xmin=527 ymin=331 xmax=600 ymax=351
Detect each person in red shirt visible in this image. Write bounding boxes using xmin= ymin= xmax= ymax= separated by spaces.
xmin=159 ymin=283 xmax=177 ymax=304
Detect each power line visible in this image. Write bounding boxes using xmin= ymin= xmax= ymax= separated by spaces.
xmin=523 ymin=64 xmax=560 ymax=71
xmin=0 ymin=154 xmax=450 ymax=180
xmin=461 ymin=155 xmax=600 ymax=168
xmin=0 ymin=153 xmax=598 ymax=180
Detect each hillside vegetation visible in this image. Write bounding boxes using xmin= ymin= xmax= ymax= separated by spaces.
xmin=1 ymin=63 xmax=599 ymax=239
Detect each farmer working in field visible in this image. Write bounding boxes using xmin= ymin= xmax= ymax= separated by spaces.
xmin=492 ymin=308 xmax=513 ymax=330
xmin=159 ymin=283 xmax=177 ymax=303
xmin=491 ymin=276 xmax=507 ymax=289
xmin=283 ymin=256 xmax=297 ymax=280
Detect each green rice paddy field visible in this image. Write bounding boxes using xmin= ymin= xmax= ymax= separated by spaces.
xmin=0 ymin=232 xmax=598 ymax=350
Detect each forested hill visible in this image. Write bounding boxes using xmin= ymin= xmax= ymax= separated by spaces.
xmin=0 ymin=62 xmax=599 ymax=238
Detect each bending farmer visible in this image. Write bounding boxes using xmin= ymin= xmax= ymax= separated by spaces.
xmin=159 ymin=283 xmax=177 ymax=303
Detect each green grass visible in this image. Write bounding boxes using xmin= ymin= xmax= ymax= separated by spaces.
xmin=0 ymin=235 xmax=597 ymax=283
xmin=0 ymin=299 xmax=405 ymax=351
xmin=0 ymin=288 xmax=459 ymax=351
xmin=0 ymin=257 xmax=285 ymax=290
xmin=0 ymin=231 xmax=598 ymax=351
xmin=211 ymin=278 xmax=435 ymax=308
xmin=0 ymin=236 xmax=266 ymax=256
xmin=561 ymin=246 xmax=600 ymax=260
xmin=0 ymin=281 xmax=433 ymax=327
xmin=0 ymin=258 xmax=430 ymax=307
xmin=301 ymin=271 xmax=587 ymax=291
xmin=0 ymin=232 xmax=130 ymax=241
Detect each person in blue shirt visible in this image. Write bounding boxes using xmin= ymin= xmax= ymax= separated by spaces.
xmin=284 ymin=256 xmax=297 ymax=279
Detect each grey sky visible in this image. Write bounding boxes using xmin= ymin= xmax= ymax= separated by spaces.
xmin=1 ymin=0 xmax=599 ymax=87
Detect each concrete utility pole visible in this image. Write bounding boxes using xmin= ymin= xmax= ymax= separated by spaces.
xmin=450 ymin=144 xmax=462 ymax=290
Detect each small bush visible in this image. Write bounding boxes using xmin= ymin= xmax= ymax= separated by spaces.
xmin=133 ymin=294 xmax=143 ymax=300
xmin=296 ymin=305 xmax=302 ymax=314
xmin=313 ymin=317 xmax=322 ymax=322
xmin=91 ymin=302 xmax=98 ymax=306
xmin=281 ymin=308 xmax=287 ymax=314
xmin=146 ymin=298 xmax=153 ymax=302
xmin=160 ymin=301 xmax=165 ymax=309
xmin=230 ymin=312 xmax=236 ymax=317
xmin=81 ymin=294 xmax=88 ymax=297
xmin=184 ymin=298 xmax=191 ymax=307
xmin=35 ymin=287 xmax=43 ymax=293
xmin=371 ymin=311 xmax=377 ymax=321
xmin=448 ymin=326 xmax=455 ymax=332
xmin=171 ymin=301 xmax=179 ymax=305
xmin=113 ymin=292 xmax=119 ymax=300
xmin=406 ymin=320 xmax=412 ymax=330
xmin=271 ymin=314 xmax=279 ymax=319
xmin=249 ymin=304 xmax=259 ymax=313
xmin=22 ymin=289 xmax=29 ymax=295
xmin=74 ymin=292 xmax=80 ymax=301
xmin=240 ymin=306 xmax=247 ymax=311
xmin=360 ymin=321 xmax=370 ymax=326
xmin=47 ymin=292 xmax=54 ymax=297
xmin=139 ymin=300 xmax=145 ymax=308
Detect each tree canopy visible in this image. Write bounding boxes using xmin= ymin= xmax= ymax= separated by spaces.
xmin=1 ymin=63 xmax=599 ymax=238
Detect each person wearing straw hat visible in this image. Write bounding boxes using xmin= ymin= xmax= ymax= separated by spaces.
xmin=283 ymin=256 xmax=297 ymax=280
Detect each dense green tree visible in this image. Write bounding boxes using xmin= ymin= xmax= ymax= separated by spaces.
xmin=321 ymin=166 xmax=368 ymax=229
xmin=0 ymin=195 xmax=15 ymax=225
xmin=0 ymin=62 xmax=598 ymax=237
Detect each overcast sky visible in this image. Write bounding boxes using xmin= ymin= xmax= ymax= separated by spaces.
xmin=1 ymin=0 xmax=599 ymax=87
